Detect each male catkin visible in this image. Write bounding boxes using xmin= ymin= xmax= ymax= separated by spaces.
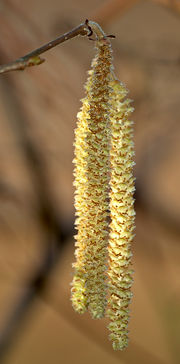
xmin=107 ymin=78 xmax=135 ymax=350
xmin=71 ymin=73 xmax=92 ymax=314
xmin=72 ymin=37 xmax=113 ymax=319
xmin=71 ymin=22 xmax=135 ymax=350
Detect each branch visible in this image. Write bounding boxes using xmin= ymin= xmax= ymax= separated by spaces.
xmin=0 ymin=21 xmax=90 ymax=74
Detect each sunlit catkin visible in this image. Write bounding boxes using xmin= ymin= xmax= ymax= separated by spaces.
xmin=84 ymin=37 xmax=113 ymax=319
xmin=71 ymin=20 xmax=135 ymax=350
xmin=72 ymin=35 xmax=113 ymax=318
xmin=106 ymin=78 xmax=135 ymax=350
xmin=71 ymin=73 xmax=92 ymax=314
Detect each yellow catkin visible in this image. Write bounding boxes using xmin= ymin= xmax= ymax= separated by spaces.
xmin=71 ymin=21 xmax=135 ymax=349
xmin=71 ymin=72 xmax=92 ymax=314
xmin=106 ymin=78 xmax=135 ymax=350
xmin=71 ymin=36 xmax=113 ymax=319
xmin=84 ymin=38 xmax=113 ymax=319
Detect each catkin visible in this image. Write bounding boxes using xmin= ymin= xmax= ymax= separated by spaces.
xmin=106 ymin=78 xmax=135 ymax=350
xmin=71 ymin=37 xmax=113 ymax=318
xmin=84 ymin=38 xmax=113 ymax=319
xmin=71 ymin=22 xmax=135 ymax=350
xmin=71 ymin=73 xmax=91 ymax=314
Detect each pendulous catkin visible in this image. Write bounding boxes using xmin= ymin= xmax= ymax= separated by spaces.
xmin=71 ymin=22 xmax=135 ymax=350
xmin=71 ymin=73 xmax=92 ymax=314
xmin=107 ymin=78 xmax=135 ymax=350
xmin=72 ymin=37 xmax=113 ymax=319
xmin=84 ymin=38 xmax=113 ymax=319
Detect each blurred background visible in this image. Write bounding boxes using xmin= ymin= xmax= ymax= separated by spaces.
xmin=0 ymin=0 xmax=180 ymax=363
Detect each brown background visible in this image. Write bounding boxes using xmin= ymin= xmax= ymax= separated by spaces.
xmin=0 ymin=1 xmax=180 ymax=363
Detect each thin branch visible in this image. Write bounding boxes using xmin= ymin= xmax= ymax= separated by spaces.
xmin=0 ymin=21 xmax=90 ymax=74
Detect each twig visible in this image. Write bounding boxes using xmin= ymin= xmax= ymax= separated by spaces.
xmin=0 ymin=21 xmax=90 ymax=74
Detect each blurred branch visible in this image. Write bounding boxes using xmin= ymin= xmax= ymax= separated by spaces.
xmin=0 ymin=232 xmax=73 ymax=360
xmin=0 ymin=21 xmax=90 ymax=74
xmin=0 ymin=18 xmax=113 ymax=358
xmin=91 ymin=0 xmax=140 ymax=26
xmin=0 ymin=77 xmax=51 ymax=226
xmin=90 ymin=0 xmax=180 ymax=27
xmin=152 ymin=0 xmax=180 ymax=15
xmin=0 ymin=55 xmax=74 ymax=360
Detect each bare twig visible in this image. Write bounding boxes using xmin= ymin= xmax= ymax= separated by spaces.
xmin=0 ymin=21 xmax=90 ymax=74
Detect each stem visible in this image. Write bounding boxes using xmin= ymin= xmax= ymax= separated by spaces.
xmin=0 ymin=21 xmax=90 ymax=74
xmin=88 ymin=21 xmax=106 ymax=39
